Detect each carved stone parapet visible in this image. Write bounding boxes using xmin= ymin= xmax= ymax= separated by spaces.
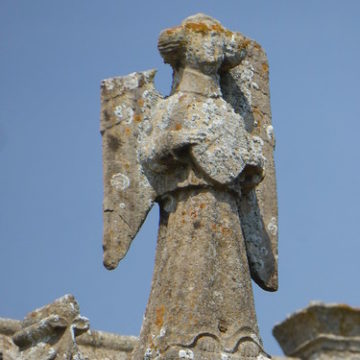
xmin=0 ymin=296 xmax=138 ymax=360
xmin=77 ymin=330 xmax=138 ymax=359
xmin=0 ymin=319 xmax=21 ymax=360
xmin=273 ymin=302 xmax=360 ymax=359
xmin=12 ymin=294 xmax=89 ymax=359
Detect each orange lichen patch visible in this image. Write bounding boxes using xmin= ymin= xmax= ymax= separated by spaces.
xmin=253 ymin=106 xmax=262 ymax=115
xmin=200 ymin=203 xmax=206 ymax=209
xmin=190 ymin=209 xmax=198 ymax=219
xmin=252 ymin=108 xmax=263 ymax=128
xmin=254 ymin=42 xmax=262 ymax=50
xmin=185 ymin=22 xmax=211 ymax=34
xmin=137 ymin=98 xmax=144 ymax=107
xmin=238 ymin=38 xmax=251 ymax=51
xmin=175 ymin=123 xmax=182 ymax=131
xmin=155 ymin=305 xmax=165 ymax=328
xmin=133 ymin=114 xmax=142 ymax=123
xmin=165 ymin=26 xmax=182 ymax=35
xmin=124 ymin=127 xmax=131 ymax=136
xmin=210 ymin=23 xmax=226 ymax=33
xmin=262 ymin=62 xmax=269 ymax=73
xmin=184 ymin=22 xmax=226 ymax=35
xmin=220 ymin=226 xmax=232 ymax=236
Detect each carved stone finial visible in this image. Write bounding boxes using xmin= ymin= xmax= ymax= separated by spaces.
xmin=101 ymin=13 xmax=277 ymax=359
xmin=12 ymin=294 xmax=89 ymax=359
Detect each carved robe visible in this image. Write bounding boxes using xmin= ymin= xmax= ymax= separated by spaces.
xmin=132 ymin=91 xmax=265 ymax=358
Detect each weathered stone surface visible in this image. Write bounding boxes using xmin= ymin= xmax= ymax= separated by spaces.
xmin=12 ymin=294 xmax=89 ymax=359
xmin=133 ymin=189 xmax=268 ymax=359
xmin=4 ymin=298 xmax=359 ymax=359
xmin=221 ymin=38 xmax=278 ymax=291
xmin=101 ymin=13 xmax=277 ymax=359
xmin=273 ymin=302 xmax=360 ymax=359
xmin=0 ymin=318 xmax=21 ymax=360
xmin=0 ymin=297 xmax=138 ymax=360
xmin=101 ymin=70 xmax=161 ymax=270
xmin=77 ymin=331 xmax=137 ymax=360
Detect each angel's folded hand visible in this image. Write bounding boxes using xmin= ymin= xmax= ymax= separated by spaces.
xmin=167 ymin=130 xmax=206 ymax=150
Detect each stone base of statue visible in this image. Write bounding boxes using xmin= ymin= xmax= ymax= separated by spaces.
xmin=131 ymin=188 xmax=266 ymax=360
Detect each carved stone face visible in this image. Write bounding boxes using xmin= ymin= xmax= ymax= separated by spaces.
xmin=158 ymin=13 xmax=247 ymax=75
xmin=182 ymin=24 xmax=225 ymax=73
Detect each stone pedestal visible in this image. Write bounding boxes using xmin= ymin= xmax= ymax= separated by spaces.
xmin=273 ymin=302 xmax=360 ymax=359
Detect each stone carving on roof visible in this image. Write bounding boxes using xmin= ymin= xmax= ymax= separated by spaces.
xmin=100 ymin=13 xmax=278 ymax=359
xmin=12 ymin=294 xmax=89 ymax=360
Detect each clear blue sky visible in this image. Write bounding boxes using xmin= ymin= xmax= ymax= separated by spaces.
xmin=1 ymin=1 xmax=359 ymax=356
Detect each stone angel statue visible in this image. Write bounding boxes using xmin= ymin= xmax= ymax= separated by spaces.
xmin=100 ymin=14 xmax=278 ymax=360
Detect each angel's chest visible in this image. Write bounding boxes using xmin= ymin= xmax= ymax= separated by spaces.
xmin=159 ymin=95 xmax=245 ymax=136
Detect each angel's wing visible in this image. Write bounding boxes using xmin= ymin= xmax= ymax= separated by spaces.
xmin=221 ymin=39 xmax=278 ymax=291
xmin=100 ymin=70 xmax=162 ymax=270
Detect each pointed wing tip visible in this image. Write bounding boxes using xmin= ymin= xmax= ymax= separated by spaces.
xmin=103 ymin=252 xmax=122 ymax=270
xmin=266 ymin=279 xmax=278 ymax=292
xmin=103 ymin=260 xmax=118 ymax=271
xmin=101 ymin=68 xmax=158 ymax=92
xmin=102 ymin=238 xmax=129 ymax=270
xmin=258 ymin=270 xmax=278 ymax=292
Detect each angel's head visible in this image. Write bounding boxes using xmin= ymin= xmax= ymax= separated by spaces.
xmin=158 ymin=14 xmax=247 ymax=75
